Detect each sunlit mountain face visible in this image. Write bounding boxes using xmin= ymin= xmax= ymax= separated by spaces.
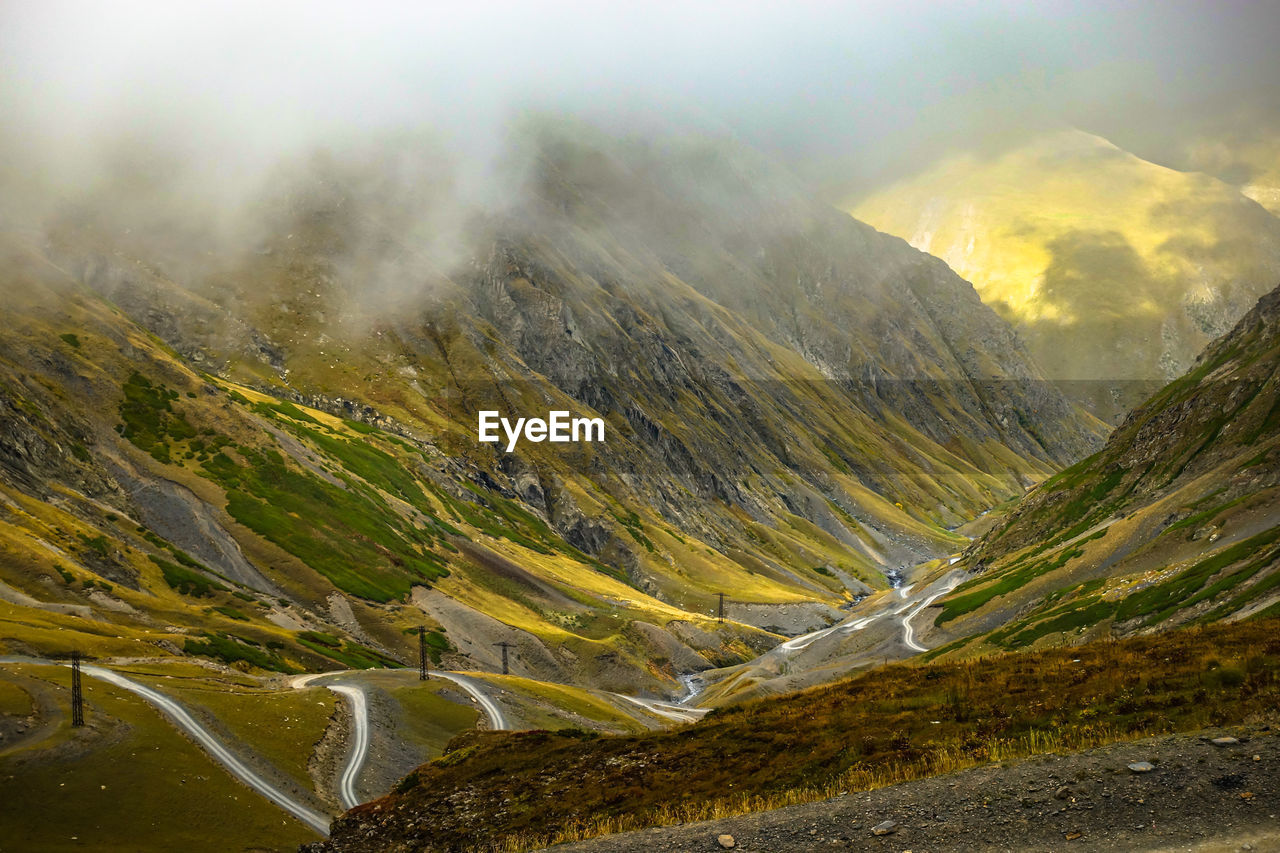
xmin=852 ymin=128 xmax=1280 ymax=422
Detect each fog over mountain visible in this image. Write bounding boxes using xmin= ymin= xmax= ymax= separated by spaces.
xmin=4 ymin=0 xmax=1280 ymax=227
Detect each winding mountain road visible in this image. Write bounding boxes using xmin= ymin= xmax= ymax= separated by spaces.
xmin=610 ymin=692 xmax=708 ymax=724
xmin=80 ymin=664 xmax=332 ymax=836
xmin=778 ymin=621 xmax=845 ymax=652
xmin=899 ymin=573 xmax=964 ymax=652
xmin=16 ymin=582 xmax=969 ymax=835
xmin=431 ymin=671 xmax=509 ymax=730
xmin=768 ymin=567 xmax=967 ymax=662
xmin=11 ymin=578 xmax=979 ymax=838
xmin=286 ymin=668 xmax=510 ymax=812
xmin=327 ymin=684 xmax=369 ymax=810
xmin=5 ymin=659 xmax=513 ymax=825
xmin=13 ymin=562 xmax=967 ymax=831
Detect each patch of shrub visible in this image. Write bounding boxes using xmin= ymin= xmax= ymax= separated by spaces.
xmin=151 ymin=555 xmax=226 ymax=598
xmin=118 ymin=372 xmax=197 ymax=464
xmin=183 ymin=633 xmax=292 ymax=673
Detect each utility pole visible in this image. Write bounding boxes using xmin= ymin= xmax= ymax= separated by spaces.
xmin=494 ymin=641 xmax=514 ymax=675
xmin=70 ymin=650 xmax=84 ymax=728
xmin=715 ymin=592 xmax=727 ymax=623
xmin=419 ymin=627 xmax=429 ymax=681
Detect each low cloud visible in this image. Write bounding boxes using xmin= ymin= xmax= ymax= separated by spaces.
xmin=3 ymin=1 xmax=1277 ymax=269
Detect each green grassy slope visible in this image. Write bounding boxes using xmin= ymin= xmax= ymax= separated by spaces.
xmin=923 ymin=283 xmax=1280 ymax=657
xmin=0 ymin=662 xmax=322 ymax=852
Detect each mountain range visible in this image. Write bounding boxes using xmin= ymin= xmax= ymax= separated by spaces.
xmin=3 ymin=118 xmax=1280 ymax=853
xmin=0 ymin=125 xmax=1103 ymax=695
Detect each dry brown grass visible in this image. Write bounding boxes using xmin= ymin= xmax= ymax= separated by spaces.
xmin=335 ymin=616 xmax=1280 ymax=853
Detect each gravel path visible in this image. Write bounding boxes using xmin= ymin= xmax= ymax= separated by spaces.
xmin=538 ymin=725 xmax=1278 ymax=853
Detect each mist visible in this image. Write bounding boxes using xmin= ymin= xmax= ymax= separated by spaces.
xmin=3 ymin=1 xmax=1279 ymax=253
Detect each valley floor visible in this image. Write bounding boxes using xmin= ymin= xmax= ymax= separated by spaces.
xmin=537 ymin=723 xmax=1279 ymax=853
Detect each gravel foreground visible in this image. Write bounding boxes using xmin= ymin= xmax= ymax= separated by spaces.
xmin=536 ymin=725 xmax=1278 ymax=853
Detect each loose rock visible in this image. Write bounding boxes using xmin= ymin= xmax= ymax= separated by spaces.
xmin=871 ymin=820 xmax=898 ymax=836
xmin=1128 ymin=761 xmax=1156 ymax=773
xmin=1212 ymin=737 xmax=1241 ymax=746
xmin=717 ymin=834 xmax=735 ymax=849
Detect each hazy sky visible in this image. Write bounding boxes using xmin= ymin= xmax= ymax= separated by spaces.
xmin=3 ymin=0 xmax=1279 ymax=204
